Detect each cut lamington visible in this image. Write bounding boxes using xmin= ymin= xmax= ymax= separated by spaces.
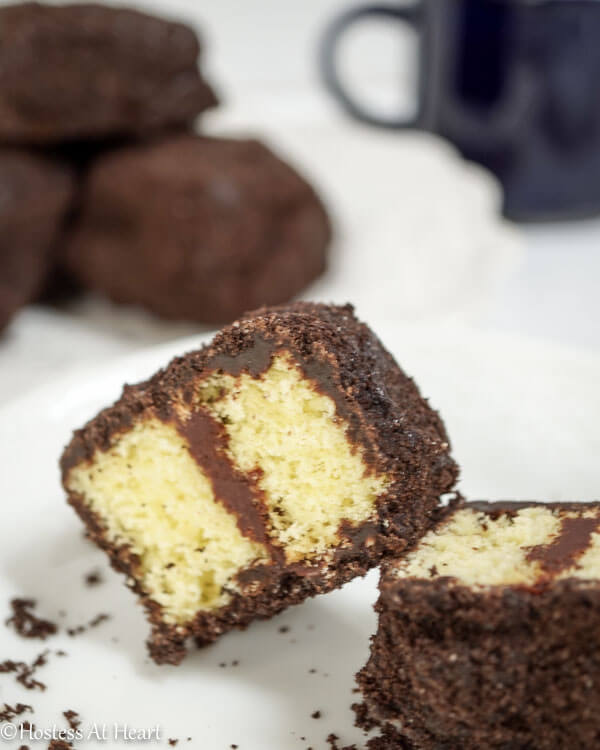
xmin=60 ymin=302 xmax=457 ymax=664
xmin=357 ymin=500 xmax=600 ymax=750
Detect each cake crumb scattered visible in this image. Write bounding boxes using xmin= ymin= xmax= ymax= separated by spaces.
xmin=67 ymin=613 xmax=110 ymax=636
xmin=311 ymin=710 xmax=321 ymax=719
xmin=84 ymin=570 xmax=103 ymax=587
xmin=0 ymin=650 xmax=49 ymax=690
xmin=63 ymin=710 xmax=80 ymax=730
xmin=6 ymin=599 xmax=57 ymax=640
xmin=0 ymin=702 xmax=32 ymax=722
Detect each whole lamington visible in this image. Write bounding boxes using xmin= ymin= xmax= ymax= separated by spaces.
xmin=0 ymin=3 xmax=217 ymax=144
xmin=60 ymin=303 xmax=458 ymax=664
xmin=357 ymin=500 xmax=600 ymax=750
xmin=0 ymin=149 xmax=74 ymax=330
xmin=63 ymin=135 xmax=332 ymax=323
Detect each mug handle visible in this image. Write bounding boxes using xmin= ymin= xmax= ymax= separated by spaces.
xmin=320 ymin=3 xmax=423 ymax=129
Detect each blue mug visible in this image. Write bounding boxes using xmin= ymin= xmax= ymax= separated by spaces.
xmin=321 ymin=0 xmax=600 ymax=221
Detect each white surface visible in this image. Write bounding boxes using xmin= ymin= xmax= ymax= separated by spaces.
xmin=1 ymin=325 xmax=599 ymax=748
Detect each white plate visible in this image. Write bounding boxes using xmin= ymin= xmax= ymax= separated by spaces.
xmin=1 ymin=325 xmax=599 ymax=749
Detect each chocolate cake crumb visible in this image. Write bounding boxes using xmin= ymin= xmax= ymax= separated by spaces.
xmin=48 ymin=741 xmax=73 ymax=749
xmin=0 ymin=650 xmax=49 ymax=690
xmin=63 ymin=710 xmax=80 ymax=730
xmin=278 ymin=626 xmax=290 ymax=633
xmin=308 ymin=668 xmax=316 ymax=674
xmin=230 ymin=745 xmax=238 ymax=749
xmin=6 ymin=599 xmax=57 ymax=640
xmin=352 ymin=702 xmax=377 ymax=732
xmin=67 ymin=612 xmax=110 ymax=636
xmin=89 ymin=613 xmax=110 ymax=628
xmin=0 ymin=702 xmax=32 ymax=722
xmin=55 ymin=650 xmax=67 ymax=657
xmin=168 ymin=740 xmax=178 ymax=747
xmin=84 ymin=570 xmax=103 ymax=587
xmin=231 ymin=660 xmax=239 ymax=667
xmin=311 ymin=711 xmax=321 ymax=719
xmin=325 ymin=735 xmax=358 ymax=750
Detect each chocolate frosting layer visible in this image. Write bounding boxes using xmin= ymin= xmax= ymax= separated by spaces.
xmin=177 ymin=409 xmax=270 ymax=547
xmin=526 ymin=515 xmax=600 ymax=575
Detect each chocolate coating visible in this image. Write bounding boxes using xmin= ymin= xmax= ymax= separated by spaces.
xmin=0 ymin=3 xmax=217 ymax=144
xmin=357 ymin=500 xmax=600 ymax=750
xmin=63 ymin=135 xmax=331 ymax=324
xmin=177 ymin=408 xmax=271 ymax=547
xmin=0 ymin=149 xmax=74 ymax=330
xmin=61 ymin=302 xmax=458 ymax=663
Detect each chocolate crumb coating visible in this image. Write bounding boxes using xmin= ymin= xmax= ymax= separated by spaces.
xmin=63 ymin=135 xmax=331 ymax=323
xmin=0 ymin=149 xmax=74 ymax=330
xmin=60 ymin=303 xmax=457 ymax=664
xmin=357 ymin=500 xmax=600 ymax=750
xmin=0 ymin=3 xmax=217 ymax=144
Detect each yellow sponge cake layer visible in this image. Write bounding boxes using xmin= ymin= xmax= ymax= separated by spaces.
xmin=66 ymin=419 xmax=268 ymax=622
xmin=207 ymin=354 xmax=388 ymax=562
xmin=395 ymin=503 xmax=600 ymax=587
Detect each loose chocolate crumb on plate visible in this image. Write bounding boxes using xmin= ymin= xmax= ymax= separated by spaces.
xmin=6 ymin=599 xmax=57 ymax=640
xmin=63 ymin=710 xmax=80 ymax=730
xmin=0 ymin=650 xmax=49 ymax=690
xmin=67 ymin=613 xmax=110 ymax=636
xmin=0 ymin=702 xmax=32 ymax=722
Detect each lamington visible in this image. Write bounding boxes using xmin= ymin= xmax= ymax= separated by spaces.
xmin=0 ymin=3 xmax=217 ymax=144
xmin=63 ymin=135 xmax=332 ymax=324
xmin=60 ymin=303 xmax=457 ymax=664
xmin=357 ymin=500 xmax=600 ymax=750
xmin=0 ymin=149 xmax=74 ymax=330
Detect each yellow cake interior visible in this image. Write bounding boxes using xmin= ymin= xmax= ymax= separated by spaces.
xmin=66 ymin=353 xmax=388 ymax=623
xmin=395 ymin=505 xmax=600 ymax=587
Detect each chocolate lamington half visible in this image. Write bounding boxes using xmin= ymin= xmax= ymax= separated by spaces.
xmin=0 ymin=149 xmax=74 ymax=330
xmin=60 ymin=303 xmax=457 ymax=664
xmin=0 ymin=3 xmax=217 ymax=144
xmin=357 ymin=501 xmax=600 ymax=750
xmin=63 ymin=135 xmax=331 ymax=324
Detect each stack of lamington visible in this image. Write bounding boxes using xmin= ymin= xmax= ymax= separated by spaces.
xmin=0 ymin=3 xmax=331 ymax=332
